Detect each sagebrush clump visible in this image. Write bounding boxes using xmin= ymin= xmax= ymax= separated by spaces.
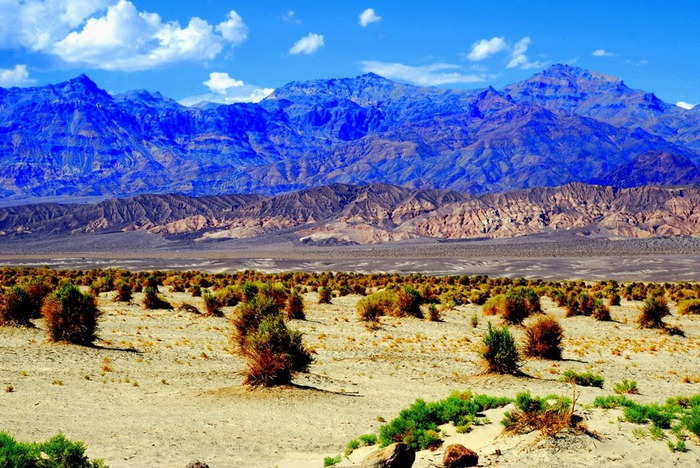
xmin=0 ymin=286 xmax=34 ymax=327
xmin=523 ymin=315 xmax=564 ymax=360
xmin=41 ymin=284 xmax=101 ymax=346
xmin=637 ymin=296 xmax=670 ymax=329
xmin=482 ymin=322 xmax=521 ymax=374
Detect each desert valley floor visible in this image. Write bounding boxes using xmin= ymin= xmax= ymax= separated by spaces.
xmin=2 ymin=283 xmax=700 ymax=467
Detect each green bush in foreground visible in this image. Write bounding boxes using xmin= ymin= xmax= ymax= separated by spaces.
xmin=0 ymin=432 xmax=107 ymax=468
xmin=613 ymin=379 xmax=639 ymax=395
xmin=594 ymin=393 xmax=700 ymax=433
xmin=323 ymin=454 xmax=342 ymax=467
xmin=377 ymin=391 xmax=511 ymax=450
xmin=559 ymin=369 xmax=604 ymax=388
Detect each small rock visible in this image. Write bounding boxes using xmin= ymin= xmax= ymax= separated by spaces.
xmin=442 ymin=444 xmax=478 ymax=467
xmin=185 ymin=462 xmax=209 ymax=468
xmin=361 ymin=443 xmax=415 ymax=468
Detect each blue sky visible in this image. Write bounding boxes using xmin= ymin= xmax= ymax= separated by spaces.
xmin=0 ymin=1 xmax=698 ymax=108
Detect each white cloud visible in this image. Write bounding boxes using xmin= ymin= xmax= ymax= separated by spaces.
xmin=215 ymin=10 xmax=248 ymax=44
xmin=358 ymin=8 xmax=381 ymax=27
xmin=592 ymin=49 xmax=615 ymax=57
xmin=360 ymin=61 xmax=487 ymax=86
xmin=466 ymin=37 xmax=507 ymax=61
xmin=507 ymin=36 xmax=545 ymax=69
xmin=289 ymin=32 xmax=324 ymax=55
xmin=181 ymin=74 xmax=273 ymax=106
xmin=1 ymin=0 xmax=247 ymax=71
xmin=282 ymin=10 xmax=301 ymax=24
xmin=677 ymin=101 xmax=696 ymax=110
xmin=0 ymin=0 xmax=112 ymax=50
xmin=204 ymin=72 xmax=244 ymax=94
xmin=0 ymin=64 xmax=36 ymax=87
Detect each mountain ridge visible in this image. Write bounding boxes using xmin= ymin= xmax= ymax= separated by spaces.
xmin=1 ymin=65 xmax=699 ymax=201
xmin=0 ymin=182 xmax=698 ymax=245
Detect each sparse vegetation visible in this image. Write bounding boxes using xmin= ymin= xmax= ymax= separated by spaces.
xmin=0 ymin=286 xmax=33 ymax=327
xmin=501 ymin=390 xmax=581 ymax=437
xmin=0 ymin=432 xmax=107 ymax=467
xmin=142 ymin=287 xmax=172 ymax=310
xmin=613 ymin=379 xmax=639 ymax=394
xmin=559 ymin=369 xmax=604 ymax=388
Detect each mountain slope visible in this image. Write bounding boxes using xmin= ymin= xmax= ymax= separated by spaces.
xmin=0 ymin=183 xmax=698 ymax=244
xmin=1 ymin=66 xmax=700 ymax=201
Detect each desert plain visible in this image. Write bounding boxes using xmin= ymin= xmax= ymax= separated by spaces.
xmin=2 ymin=265 xmax=700 ymax=467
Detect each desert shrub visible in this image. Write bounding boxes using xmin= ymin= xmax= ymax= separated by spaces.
xmin=318 ymin=286 xmax=333 ymax=304
xmin=608 ymin=293 xmax=621 ymax=307
xmin=682 ymin=407 xmax=700 ymax=437
xmin=593 ymin=395 xmax=633 ymax=409
xmin=677 ymin=298 xmax=700 ymax=315
xmin=559 ymin=369 xmax=604 ymax=388
xmin=565 ymin=292 xmax=596 ymax=317
xmin=378 ymin=392 xmax=511 ymax=450
xmin=482 ymin=294 xmax=505 ymax=316
xmin=394 ymin=285 xmax=423 ymax=318
xmin=357 ymin=290 xmax=395 ymax=322
xmin=142 ymin=287 xmax=172 ymax=310
xmin=0 ymin=286 xmax=33 ymax=327
xmin=482 ymin=322 xmax=520 ymax=374
xmin=323 ymin=455 xmax=342 ymax=467
xmin=89 ymin=277 xmax=113 ymax=295
xmin=189 ymin=284 xmax=202 ymax=297
xmin=614 ymin=379 xmax=639 ymax=395
xmin=42 ymin=284 xmax=101 ymax=346
xmin=500 ymin=289 xmax=533 ymax=325
xmin=0 ymin=432 xmax=106 ymax=468
xmin=523 ymin=315 xmax=564 ymax=360
xmin=285 ymin=292 xmax=305 ymax=320
xmin=202 ymin=291 xmax=223 ymax=317
xmin=240 ymin=281 xmax=259 ymax=302
xmin=592 ymin=299 xmax=611 ymax=321
xmin=23 ymin=278 xmax=54 ymax=318
xmin=358 ymin=433 xmax=377 ymax=446
xmin=501 ymin=391 xmax=577 ymax=437
xmin=215 ymin=286 xmax=240 ymax=307
xmin=114 ymin=280 xmax=132 ymax=302
xmin=240 ymin=313 xmax=312 ymax=387
xmin=259 ymin=282 xmax=288 ymax=309
xmin=426 ymin=303 xmax=441 ymax=322
xmin=231 ymin=294 xmax=279 ymax=348
xmin=469 ymin=289 xmax=489 ymax=306
xmin=637 ymin=296 xmax=670 ymax=329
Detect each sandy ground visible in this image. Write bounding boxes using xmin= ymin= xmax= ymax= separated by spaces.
xmin=2 ymin=289 xmax=700 ymax=467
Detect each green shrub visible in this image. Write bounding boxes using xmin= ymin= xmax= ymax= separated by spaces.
xmin=0 ymin=286 xmax=33 ymax=327
xmin=202 ymin=291 xmax=223 ymax=317
xmin=231 ymin=294 xmax=279 ymax=348
xmin=240 ymin=313 xmax=313 ymax=387
xmin=500 ymin=287 xmax=540 ymax=325
xmin=378 ymin=391 xmax=510 ymax=450
xmin=637 ymin=296 xmax=670 ymax=329
xmin=357 ymin=290 xmax=395 ymax=322
xmin=142 ymin=287 xmax=172 ymax=310
xmin=215 ymin=286 xmax=240 ymax=307
xmin=682 ymin=406 xmax=700 ymax=437
xmin=614 ymin=379 xmax=639 ymax=395
xmin=358 ymin=433 xmax=377 ymax=446
xmin=482 ymin=294 xmax=504 ymax=316
xmin=481 ymin=322 xmax=520 ymax=374
xmin=240 ymin=281 xmax=259 ymax=302
xmin=426 ymin=303 xmax=441 ymax=322
xmin=345 ymin=439 xmax=360 ymax=456
xmin=565 ymin=292 xmax=596 ymax=317
xmin=523 ymin=315 xmax=564 ymax=360
xmin=559 ymin=369 xmax=604 ymax=388
xmin=42 ymin=284 xmax=101 ymax=345
xmin=0 ymin=432 xmax=106 ymax=468
xmin=677 ymin=298 xmax=700 ymax=315
xmin=323 ymin=454 xmax=342 ymax=467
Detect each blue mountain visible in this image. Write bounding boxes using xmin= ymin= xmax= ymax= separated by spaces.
xmin=0 ymin=65 xmax=698 ymax=202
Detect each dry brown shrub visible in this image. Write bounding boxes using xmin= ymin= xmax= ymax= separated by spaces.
xmin=524 ymin=315 xmax=564 ymax=360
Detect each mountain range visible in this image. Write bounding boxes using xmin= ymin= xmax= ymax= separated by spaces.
xmin=0 ymin=183 xmax=698 ymax=244
xmin=1 ymin=64 xmax=700 ymax=202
